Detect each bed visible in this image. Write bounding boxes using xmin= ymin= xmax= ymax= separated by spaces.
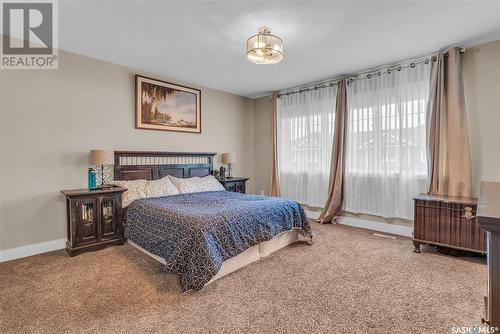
xmin=114 ymin=151 xmax=312 ymax=291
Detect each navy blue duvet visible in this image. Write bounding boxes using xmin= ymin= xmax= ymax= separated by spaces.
xmin=125 ymin=191 xmax=311 ymax=291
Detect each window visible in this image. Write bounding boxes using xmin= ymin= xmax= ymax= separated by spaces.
xmin=343 ymin=64 xmax=431 ymax=219
xmin=277 ymin=86 xmax=336 ymax=208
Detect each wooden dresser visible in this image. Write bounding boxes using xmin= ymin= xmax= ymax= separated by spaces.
xmin=413 ymin=193 xmax=486 ymax=254
xmin=477 ymin=182 xmax=500 ymax=327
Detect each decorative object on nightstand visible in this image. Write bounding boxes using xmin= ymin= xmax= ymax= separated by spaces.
xmin=89 ymin=149 xmax=114 ymax=188
xmin=60 ymin=186 xmax=126 ymax=256
xmin=217 ymin=177 xmax=249 ymax=194
xmin=219 ymin=165 xmax=226 ymax=180
xmin=213 ymin=169 xmax=220 ymax=178
xmin=87 ymin=168 xmax=96 ymax=190
xmin=222 ymin=152 xmax=235 ymax=178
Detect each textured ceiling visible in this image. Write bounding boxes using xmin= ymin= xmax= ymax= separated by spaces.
xmin=54 ymin=1 xmax=500 ymax=97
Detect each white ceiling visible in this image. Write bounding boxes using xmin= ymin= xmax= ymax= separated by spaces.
xmin=57 ymin=0 xmax=500 ymax=98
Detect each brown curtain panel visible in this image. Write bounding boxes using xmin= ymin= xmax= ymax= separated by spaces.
xmin=427 ymin=47 xmax=472 ymax=197
xmin=319 ymin=80 xmax=347 ymax=223
xmin=270 ymin=93 xmax=281 ymax=197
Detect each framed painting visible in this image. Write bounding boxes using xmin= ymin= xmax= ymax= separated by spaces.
xmin=135 ymin=75 xmax=201 ymax=133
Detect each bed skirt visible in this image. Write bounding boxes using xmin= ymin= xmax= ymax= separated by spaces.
xmin=127 ymin=228 xmax=304 ymax=287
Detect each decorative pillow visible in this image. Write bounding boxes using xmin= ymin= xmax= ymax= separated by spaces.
xmin=145 ymin=176 xmax=180 ymax=198
xmin=169 ymin=175 xmax=225 ymax=194
xmin=110 ymin=179 xmax=148 ymax=208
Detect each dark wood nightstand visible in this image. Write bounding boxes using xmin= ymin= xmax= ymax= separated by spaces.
xmin=217 ymin=177 xmax=249 ymax=194
xmin=60 ymin=186 xmax=127 ymax=256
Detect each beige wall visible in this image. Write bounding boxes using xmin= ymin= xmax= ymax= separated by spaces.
xmin=463 ymin=40 xmax=500 ymax=196
xmin=252 ymin=96 xmax=272 ymax=196
xmin=0 ymin=49 xmax=255 ymax=250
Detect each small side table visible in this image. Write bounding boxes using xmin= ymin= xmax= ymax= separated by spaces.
xmin=217 ymin=177 xmax=249 ymax=194
xmin=60 ymin=186 xmax=126 ymax=256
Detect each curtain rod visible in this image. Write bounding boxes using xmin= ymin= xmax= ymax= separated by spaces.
xmin=277 ymin=48 xmax=465 ymax=98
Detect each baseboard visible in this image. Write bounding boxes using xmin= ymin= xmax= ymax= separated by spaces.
xmin=0 ymin=238 xmax=66 ymax=262
xmin=305 ymin=208 xmax=413 ymax=237
xmin=337 ymin=216 xmax=413 ymax=238
xmin=304 ymin=209 xmax=321 ymax=220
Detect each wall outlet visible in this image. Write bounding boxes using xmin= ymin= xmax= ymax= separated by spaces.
xmin=260 ymin=190 xmax=264 ymax=196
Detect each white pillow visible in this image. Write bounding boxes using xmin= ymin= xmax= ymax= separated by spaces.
xmin=145 ymin=176 xmax=180 ymax=198
xmin=110 ymin=179 xmax=147 ymax=208
xmin=169 ymin=175 xmax=225 ymax=194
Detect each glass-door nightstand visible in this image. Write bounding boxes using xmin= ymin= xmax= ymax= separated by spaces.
xmin=60 ymin=186 xmax=126 ymax=256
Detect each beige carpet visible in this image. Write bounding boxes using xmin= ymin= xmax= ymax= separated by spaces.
xmin=0 ymin=223 xmax=486 ymax=334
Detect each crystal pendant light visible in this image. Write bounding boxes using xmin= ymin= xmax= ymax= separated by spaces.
xmin=246 ymin=26 xmax=283 ymax=65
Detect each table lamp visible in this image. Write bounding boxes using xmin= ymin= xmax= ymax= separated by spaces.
xmin=89 ymin=150 xmax=114 ymax=188
xmin=222 ymin=152 xmax=235 ymax=178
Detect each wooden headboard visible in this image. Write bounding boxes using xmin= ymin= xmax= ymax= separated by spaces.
xmin=114 ymin=151 xmax=216 ymax=181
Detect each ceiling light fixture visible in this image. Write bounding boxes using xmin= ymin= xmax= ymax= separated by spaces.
xmin=246 ymin=26 xmax=283 ymax=65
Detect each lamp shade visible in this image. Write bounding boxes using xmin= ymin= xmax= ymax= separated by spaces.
xmin=246 ymin=26 xmax=283 ymax=65
xmin=222 ymin=152 xmax=235 ymax=164
xmin=89 ymin=150 xmax=114 ymax=165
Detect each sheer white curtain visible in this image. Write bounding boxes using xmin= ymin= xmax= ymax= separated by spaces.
xmin=277 ymin=85 xmax=337 ymax=207
xmin=344 ymin=63 xmax=431 ymax=220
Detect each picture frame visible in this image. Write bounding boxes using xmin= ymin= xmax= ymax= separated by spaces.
xmin=135 ymin=75 xmax=201 ymax=133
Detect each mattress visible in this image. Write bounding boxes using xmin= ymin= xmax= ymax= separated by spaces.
xmin=125 ymin=191 xmax=312 ymax=291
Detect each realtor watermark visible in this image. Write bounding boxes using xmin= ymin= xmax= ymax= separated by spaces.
xmin=1 ymin=0 xmax=58 ymax=69
xmin=451 ymin=325 xmax=499 ymax=334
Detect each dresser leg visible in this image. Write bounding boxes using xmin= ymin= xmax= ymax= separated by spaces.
xmin=413 ymin=241 xmax=421 ymax=253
